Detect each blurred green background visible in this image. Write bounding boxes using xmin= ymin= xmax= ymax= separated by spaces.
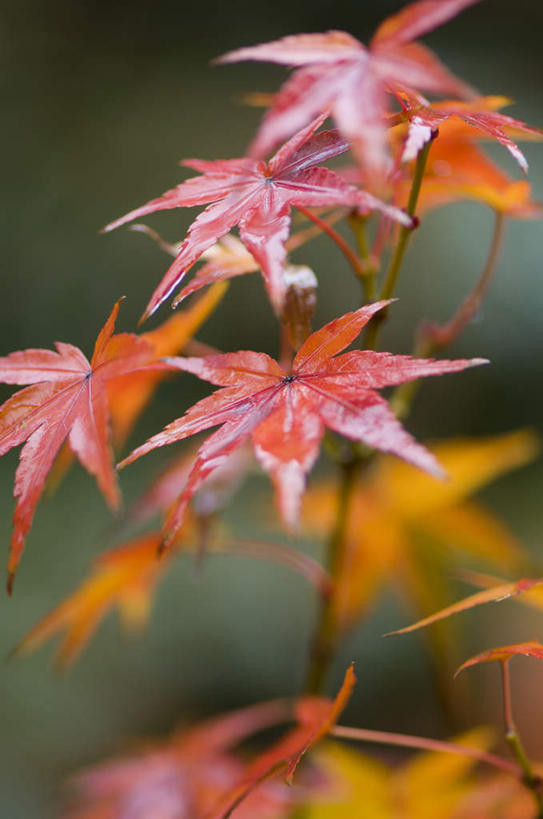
xmin=1 ymin=0 xmax=543 ymax=815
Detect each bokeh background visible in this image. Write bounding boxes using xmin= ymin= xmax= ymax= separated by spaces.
xmin=1 ymin=0 xmax=543 ymax=815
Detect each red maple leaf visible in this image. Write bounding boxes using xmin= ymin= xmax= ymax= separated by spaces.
xmin=397 ymin=94 xmax=543 ymax=172
xmin=103 ymin=115 xmax=412 ymax=320
xmin=119 ymin=301 xmax=486 ymax=547
xmin=217 ymin=0 xmax=480 ymax=171
xmin=65 ymin=700 xmax=302 ymax=819
xmin=0 ymin=301 xmax=172 ymax=591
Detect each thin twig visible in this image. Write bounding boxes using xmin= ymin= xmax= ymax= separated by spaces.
xmin=500 ymin=660 xmax=543 ymax=817
xmin=304 ymin=458 xmax=359 ymax=694
xmin=390 ymin=210 xmax=505 ymax=419
xmin=331 ymin=724 xmax=520 ymax=776
xmin=348 ymin=211 xmax=378 ymax=301
xmin=424 ymin=211 xmax=505 ymax=350
xmin=215 ymin=537 xmax=333 ymax=599
xmin=295 ymin=206 xmax=367 ymax=281
xmin=366 ymin=135 xmax=435 ymax=350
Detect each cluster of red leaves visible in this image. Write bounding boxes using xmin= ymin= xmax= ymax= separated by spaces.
xmin=64 ymin=666 xmax=356 ymax=819
xmin=4 ymin=1 xmax=543 ymax=816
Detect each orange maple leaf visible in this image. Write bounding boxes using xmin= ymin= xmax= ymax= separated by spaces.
xmin=304 ymin=431 xmax=537 ymax=635
xmin=13 ymin=532 xmax=177 ymax=666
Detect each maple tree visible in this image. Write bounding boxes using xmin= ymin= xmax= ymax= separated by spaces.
xmin=4 ymin=0 xmax=543 ymax=815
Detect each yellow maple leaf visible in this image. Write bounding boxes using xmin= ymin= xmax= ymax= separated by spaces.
xmin=303 ymin=430 xmax=538 ymax=634
xmin=307 ymin=728 xmax=492 ymax=818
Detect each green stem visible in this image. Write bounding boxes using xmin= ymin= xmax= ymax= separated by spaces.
xmin=348 ymin=211 xmax=378 ymax=301
xmin=501 ymin=660 xmax=543 ymax=817
xmin=304 ymin=457 xmax=359 ymax=694
xmin=366 ymin=136 xmax=434 ymax=350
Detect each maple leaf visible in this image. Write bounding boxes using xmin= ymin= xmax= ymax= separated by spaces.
xmin=131 ymin=226 xmax=324 ymax=311
xmin=386 ymin=98 xmax=543 ymax=218
xmin=125 ymin=441 xmax=253 ymax=527
xmin=460 ymin=570 xmax=543 ymax=617
xmin=103 ymin=115 xmax=412 ymax=319
xmin=398 ymin=95 xmax=543 ymax=173
xmin=119 ymin=301 xmax=486 ymax=548
xmin=455 ymin=640 xmax=543 ymax=677
xmin=13 ymin=533 xmax=175 ymax=666
xmin=303 ymin=431 xmax=536 ymax=635
xmin=64 ymin=676 xmax=355 ymax=818
xmin=44 ymin=282 xmax=228 ymax=495
xmin=413 ymin=141 xmax=543 ymax=219
xmin=107 ymin=281 xmax=228 ymax=448
xmin=308 ymin=728 xmax=493 ymax=818
xmin=64 ymin=699 xmax=311 ymax=819
xmin=387 ymin=577 xmax=543 ymax=636
xmin=217 ymin=0 xmax=479 ymax=173
xmin=14 ymin=537 xmax=333 ymax=668
xmin=15 ymin=447 xmax=330 ymax=665
xmin=0 ymin=301 xmax=173 ymax=591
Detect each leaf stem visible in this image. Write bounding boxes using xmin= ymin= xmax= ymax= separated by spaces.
xmin=348 ymin=211 xmax=378 ymax=301
xmin=330 ymin=724 xmax=520 ymax=776
xmin=390 ymin=210 xmax=505 ymax=419
xmin=423 ymin=210 xmax=505 ymax=350
xmin=500 ymin=660 xmax=543 ymax=817
xmin=365 ymin=136 xmax=434 ymax=350
xmin=295 ymin=206 xmax=367 ymax=283
xmin=304 ymin=457 xmax=359 ymax=694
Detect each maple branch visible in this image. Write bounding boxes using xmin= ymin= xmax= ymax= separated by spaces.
xmin=287 ymin=208 xmax=348 ymax=253
xmin=422 ymin=210 xmax=505 ymax=350
xmin=295 ymin=206 xmax=367 ymax=283
xmin=500 ymin=660 xmax=543 ymax=817
xmin=305 ymin=457 xmax=359 ymax=694
xmin=366 ymin=134 xmax=435 ymax=350
xmin=215 ymin=537 xmax=333 ymax=599
xmin=330 ymin=724 xmax=521 ymax=776
xmin=348 ymin=211 xmax=378 ymax=301
xmin=390 ymin=210 xmax=505 ymax=419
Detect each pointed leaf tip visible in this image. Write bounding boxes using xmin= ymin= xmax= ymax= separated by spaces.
xmin=385 ymin=577 xmax=543 ymax=637
xmin=455 ymin=640 xmax=543 ymax=677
